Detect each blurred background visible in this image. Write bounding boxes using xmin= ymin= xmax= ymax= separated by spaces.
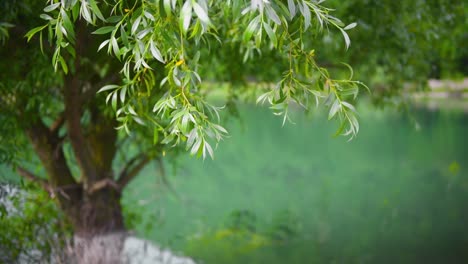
xmin=122 ymin=102 xmax=468 ymax=264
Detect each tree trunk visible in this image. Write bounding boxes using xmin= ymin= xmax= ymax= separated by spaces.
xmin=22 ymin=116 xmax=131 ymax=262
xmin=69 ymin=187 xmax=127 ymax=264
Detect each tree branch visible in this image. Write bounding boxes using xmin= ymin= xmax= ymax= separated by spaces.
xmin=16 ymin=166 xmax=51 ymax=192
xmin=117 ymin=154 xmax=151 ymax=189
xmin=155 ymin=157 xmax=179 ymax=198
xmin=16 ymin=167 xmax=81 ymax=200
xmin=87 ymin=179 xmax=120 ymax=195
xmin=63 ymin=21 xmax=98 ymax=186
xmin=117 ymin=153 xmax=142 ymax=179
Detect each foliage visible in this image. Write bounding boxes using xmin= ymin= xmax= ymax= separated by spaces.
xmin=0 ymin=182 xmax=71 ymax=263
xmin=184 ymin=209 xmax=303 ymax=264
xmin=315 ymin=0 xmax=468 ymax=104
xmin=0 ymin=1 xmax=464 ymax=162
xmin=21 ymin=0 xmax=366 ymax=161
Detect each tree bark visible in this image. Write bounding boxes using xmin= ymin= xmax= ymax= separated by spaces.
xmin=71 ymin=187 xmax=127 ymax=264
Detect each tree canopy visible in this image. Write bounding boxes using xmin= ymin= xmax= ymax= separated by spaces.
xmin=1 ymin=1 xmax=370 ymax=164
xmin=1 ymin=0 xmax=466 ymax=164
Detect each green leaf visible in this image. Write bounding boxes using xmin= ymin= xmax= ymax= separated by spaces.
xmin=111 ymin=91 xmax=118 ymax=110
xmin=88 ymin=0 xmax=106 ymax=21
xmin=120 ymin=26 xmax=129 ymax=46
xmin=344 ymin=22 xmax=357 ymax=30
xmin=243 ymin=15 xmax=260 ymax=43
xmin=179 ymin=0 xmax=192 ymax=34
xmin=128 ymin=105 xmax=137 ymax=116
xmin=92 ymin=26 xmax=115 ymax=35
xmin=341 ymin=101 xmax=356 ymax=113
xmin=263 ymin=22 xmax=277 ymax=46
xmin=300 ymin=2 xmax=311 ymax=30
xmin=81 ymin=2 xmax=93 ymax=24
xmin=212 ymin=124 xmax=228 ymax=134
xmin=25 ymin=25 xmax=47 ymax=42
xmin=0 ymin=22 xmax=14 ymax=28
xmin=107 ymin=16 xmax=123 ymax=23
xmin=334 ymin=120 xmax=347 ymax=137
xmin=349 ymin=114 xmax=359 ymax=133
xmin=265 ymin=5 xmax=281 ymax=25
xmin=193 ymin=2 xmax=210 ymax=24
xmin=340 ymin=29 xmax=351 ymax=49
xmin=328 ymin=99 xmax=341 ymax=120
xmin=111 ymin=37 xmax=120 ymax=58
xmin=288 ymin=0 xmax=296 ymax=19
xmin=120 ymin=86 xmax=127 ymax=103
xmin=136 ymin=28 xmax=151 ymax=39
xmin=203 ymin=141 xmax=214 ymax=159
xmin=58 ymin=56 xmax=68 ymax=74
xmin=98 ymin=39 xmax=110 ymax=51
xmin=190 ymin=138 xmax=202 ymax=155
xmin=97 ymin=84 xmax=119 ymax=93
xmin=44 ymin=3 xmax=60 ymax=12
xmin=150 ymin=41 xmax=165 ymax=63
xmin=133 ymin=116 xmax=146 ymax=126
xmin=40 ymin=14 xmax=54 ymax=21
xmin=131 ymin=16 xmax=141 ymax=35
xmin=163 ymin=0 xmax=173 ymax=17
xmin=144 ymin=11 xmax=155 ymax=21
xmin=60 ymin=9 xmax=75 ymax=41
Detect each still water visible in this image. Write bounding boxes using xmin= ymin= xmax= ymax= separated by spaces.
xmin=124 ymin=105 xmax=468 ymax=264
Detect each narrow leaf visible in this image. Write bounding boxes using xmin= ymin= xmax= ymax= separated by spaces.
xmin=344 ymin=22 xmax=357 ymax=30
xmin=92 ymin=26 xmax=115 ymax=35
xmin=97 ymin=84 xmax=119 ymax=93
xmin=44 ymin=3 xmax=60 ymax=12
xmin=193 ymin=2 xmax=210 ymax=24
xmin=288 ymin=0 xmax=296 ymax=18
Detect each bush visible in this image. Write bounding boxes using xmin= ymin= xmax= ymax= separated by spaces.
xmin=0 ymin=182 xmax=71 ymax=263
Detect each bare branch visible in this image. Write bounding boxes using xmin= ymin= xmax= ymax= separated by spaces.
xmin=117 ymin=154 xmax=151 ymax=189
xmin=87 ymin=179 xmax=120 ymax=195
xmin=117 ymin=153 xmax=143 ymax=180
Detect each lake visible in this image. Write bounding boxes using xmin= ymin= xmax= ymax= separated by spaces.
xmin=123 ymin=104 xmax=468 ymax=263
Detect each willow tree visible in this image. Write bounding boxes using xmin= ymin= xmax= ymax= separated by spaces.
xmin=1 ymin=0 xmax=365 ymax=257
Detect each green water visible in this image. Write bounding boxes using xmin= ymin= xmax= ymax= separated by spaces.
xmin=123 ymin=105 xmax=468 ymax=263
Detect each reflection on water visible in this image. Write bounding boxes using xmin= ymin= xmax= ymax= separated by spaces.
xmin=124 ymin=105 xmax=468 ymax=263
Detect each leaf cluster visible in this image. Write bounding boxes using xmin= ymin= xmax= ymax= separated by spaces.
xmin=24 ymin=0 xmax=364 ymax=158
